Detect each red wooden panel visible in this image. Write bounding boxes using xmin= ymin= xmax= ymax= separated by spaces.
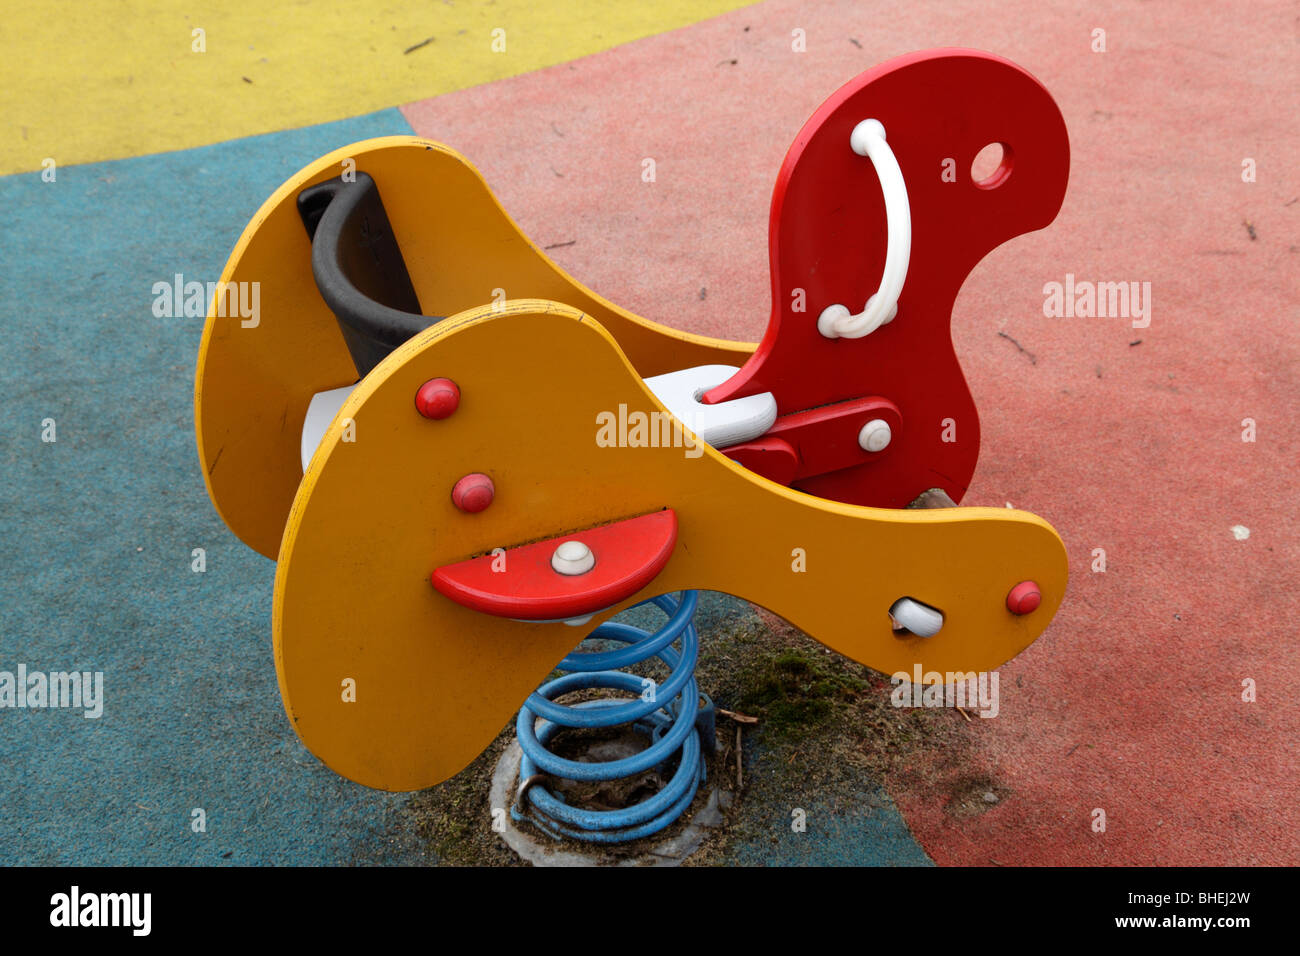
xmin=430 ymin=509 xmax=677 ymax=620
xmin=704 ymin=50 xmax=1069 ymax=505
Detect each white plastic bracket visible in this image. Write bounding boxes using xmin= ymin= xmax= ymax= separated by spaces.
xmin=642 ymin=365 xmax=777 ymax=450
xmin=301 ymin=366 xmax=775 ymax=475
xmin=300 ymin=383 xmax=358 ymax=472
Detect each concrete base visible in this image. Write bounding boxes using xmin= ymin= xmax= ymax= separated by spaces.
xmin=489 ymin=740 xmax=730 ymax=867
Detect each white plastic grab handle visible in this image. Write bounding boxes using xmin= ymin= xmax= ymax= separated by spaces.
xmin=818 ymin=119 xmax=912 ymax=340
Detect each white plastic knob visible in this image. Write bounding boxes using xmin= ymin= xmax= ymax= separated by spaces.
xmin=889 ymin=597 xmax=944 ymax=638
xmin=551 ymin=540 xmax=595 ymax=576
xmin=859 ymin=418 xmax=892 ymax=453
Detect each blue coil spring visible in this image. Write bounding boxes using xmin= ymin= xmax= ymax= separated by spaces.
xmin=511 ymin=590 xmax=710 ymax=843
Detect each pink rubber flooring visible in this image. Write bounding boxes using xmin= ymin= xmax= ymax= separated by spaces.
xmin=401 ymin=0 xmax=1300 ymax=864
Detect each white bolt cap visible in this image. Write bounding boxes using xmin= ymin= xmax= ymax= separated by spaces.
xmin=859 ymin=418 xmax=892 ymax=453
xmin=551 ymin=540 xmax=595 ymax=576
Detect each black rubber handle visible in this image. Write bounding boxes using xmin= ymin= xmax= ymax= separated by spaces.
xmin=298 ymin=172 xmax=441 ymax=377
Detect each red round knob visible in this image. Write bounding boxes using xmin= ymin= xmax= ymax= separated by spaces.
xmin=1006 ymin=581 xmax=1042 ymax=615
xmin=415 ymin=378 xmax=460 ymax=419
xmin=452 ymin=473 xmax=494 ymax=513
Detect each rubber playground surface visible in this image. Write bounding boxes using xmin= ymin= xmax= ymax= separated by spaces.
xmin=1 ymin=0 xmax=1296 ymax=866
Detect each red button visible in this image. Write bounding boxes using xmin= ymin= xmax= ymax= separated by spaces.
xmin=451 ymin=473 xmax=494 ymax=513
xmin=1006 ymin=581 xmax=1041 ymax=615
xmin=416 ymin=378 xmax=460 ymax=419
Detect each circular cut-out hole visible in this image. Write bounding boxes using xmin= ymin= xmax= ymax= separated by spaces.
xmin=971 ymin=142 xmax=1013 ymax=189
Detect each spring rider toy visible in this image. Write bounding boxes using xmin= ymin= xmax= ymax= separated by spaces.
xmin=195 ymin=50 xmax=1070 ymax=844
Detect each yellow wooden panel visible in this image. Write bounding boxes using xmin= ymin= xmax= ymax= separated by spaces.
xmin=194 ymin=137 xmax=750 ymax=558
xmin=274 ymin=301 xmax=1067 ymax=791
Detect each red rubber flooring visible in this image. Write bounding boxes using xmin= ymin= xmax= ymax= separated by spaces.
xmin=401 ymin=0 xmax=1300 ymax=864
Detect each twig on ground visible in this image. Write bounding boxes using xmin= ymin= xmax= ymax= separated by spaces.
xmin=718 ymin=708 xmax=758 ymax=724
xmin=736 ymin=726 xmax=743 ymax=789
xmin=997 ymin=330 xmax=1037 ymax=365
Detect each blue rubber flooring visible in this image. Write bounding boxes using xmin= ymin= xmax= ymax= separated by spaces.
xmin=0 ymin=112 xmax=930 ymax=866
